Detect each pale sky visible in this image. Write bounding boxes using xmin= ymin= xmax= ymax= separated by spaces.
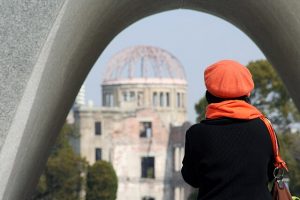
xmin=84 ymin=9 xmax=265 ymax=123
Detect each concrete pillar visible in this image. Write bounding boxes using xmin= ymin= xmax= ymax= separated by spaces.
xmin=1 ymin=0 xmax=300 ymax=199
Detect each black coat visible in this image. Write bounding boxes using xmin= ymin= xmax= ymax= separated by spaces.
xmin=181 ymin=117 xmax=274 ymax=200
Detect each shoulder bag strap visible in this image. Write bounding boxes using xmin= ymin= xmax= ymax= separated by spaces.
xmin=260 ymin=116 xmax=288 ymax=171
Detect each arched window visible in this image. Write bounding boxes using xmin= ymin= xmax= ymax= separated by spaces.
xmin=160 ymin=92 xmax=164 ymax=107
xmin=123 ymin=91 xmax=128 ymax=101
xmin=103 ymin=93 xmax=114 ymax=107
xmin=130 ymin=91 xmax=135 ymax=100
xmin=109 ymin=94 xmax=114 ymax=107
xmin=166 ymin=92 xmax=170 ymax=107
xmin=153 ymin=92 xmax=158 ymax=106
xmin=176 ymin=92 xmax=180 ymax=107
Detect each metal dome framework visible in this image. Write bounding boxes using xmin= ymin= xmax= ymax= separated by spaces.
xmin=103 ymin=46 xmax=187 ymax=83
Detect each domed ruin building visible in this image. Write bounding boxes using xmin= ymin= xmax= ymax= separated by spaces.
xmin=72 ymin=46 xmax=192 ymax=200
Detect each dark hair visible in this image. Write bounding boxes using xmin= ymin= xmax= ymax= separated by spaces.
xmin=205 ymin=90 xmax=251 ymax=104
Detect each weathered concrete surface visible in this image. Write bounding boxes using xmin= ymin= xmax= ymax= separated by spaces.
xmin=1 ymin=0 xmax=300 ymax=199
xmin=0 ymin=0 xmax=65 ymax=153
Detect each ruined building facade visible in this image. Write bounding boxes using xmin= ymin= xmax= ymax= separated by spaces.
xmin=71 ymin=46 xmax=192 ymax=200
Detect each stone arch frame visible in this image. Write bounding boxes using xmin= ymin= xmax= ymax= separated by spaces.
xmin=1 ymin=0 xmax=300 ymax=199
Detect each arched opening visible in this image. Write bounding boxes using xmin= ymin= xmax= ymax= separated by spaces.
xmin=52 ymin=10 xmax=284 ymax=200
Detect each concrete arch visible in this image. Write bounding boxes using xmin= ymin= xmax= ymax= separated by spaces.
xmin=1 ymin=0 xmax=300 ymax=199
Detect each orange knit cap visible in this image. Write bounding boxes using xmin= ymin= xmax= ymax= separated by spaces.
xmin=204 ymin=60 xmax=254 ymax=98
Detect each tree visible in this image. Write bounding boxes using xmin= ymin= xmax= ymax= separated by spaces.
xmin=194 ymin=95 xmax=207 ymax=122
xmin=31 ymin=123 xmax=87 ymax=200
xmin=247 ymin=60 xmax=300 ymax=132
xmin=86 ymin=160 xmax=118 ymax=200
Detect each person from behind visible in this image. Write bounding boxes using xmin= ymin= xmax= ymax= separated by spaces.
xmin=181 ymin=60 xmax=274 ymax=200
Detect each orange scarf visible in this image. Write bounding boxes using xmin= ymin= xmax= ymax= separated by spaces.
xmin=206 ymin=100 xmax=288 ymax=171
xmin=206 ymin=100 xmax=263 ymax=120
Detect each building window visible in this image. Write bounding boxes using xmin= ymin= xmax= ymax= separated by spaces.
xmin=123 ymin=91 xmax=135 ymax=102
xmin=109 ymin=94 xmax=114 ymax=107
xmin=166 ymin=92 xmax=170 ymax=107
xmin=103 ymin=93 xmax=108 ymax=106
xmin=103 ymin=93 xmax=114 ymax=107
xmin=95 ymin=148 xmax=102 ymax=161
xmin=95 ymin=121 xmax=101 ymax=135
xmin=137 ymin=92 xmax=144 ymax=106
xmin=141 ymin=157 xmax=155 ymax=178
xmin=142 ymin=197 xmax=155 ymax=200
xmin=130 ymin=91 xmax=135 ymax=100
xmin=153 ymin=92 xmax=158 ymax=106
xmin=181 ymin=93 xmax=185 ymax=108
xmin=123 ymin=91 xmax=128 ymax=101
xmin=140 ymin=122 xmax=152 ymax=138
xmin=160 ymin=92 xmax=164 ymax=107
xmin=177 ymin=92 xmax=180 ymax=107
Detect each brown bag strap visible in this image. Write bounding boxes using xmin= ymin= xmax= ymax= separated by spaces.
xmin=260 ymin=116 xmax=288 ymax=172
